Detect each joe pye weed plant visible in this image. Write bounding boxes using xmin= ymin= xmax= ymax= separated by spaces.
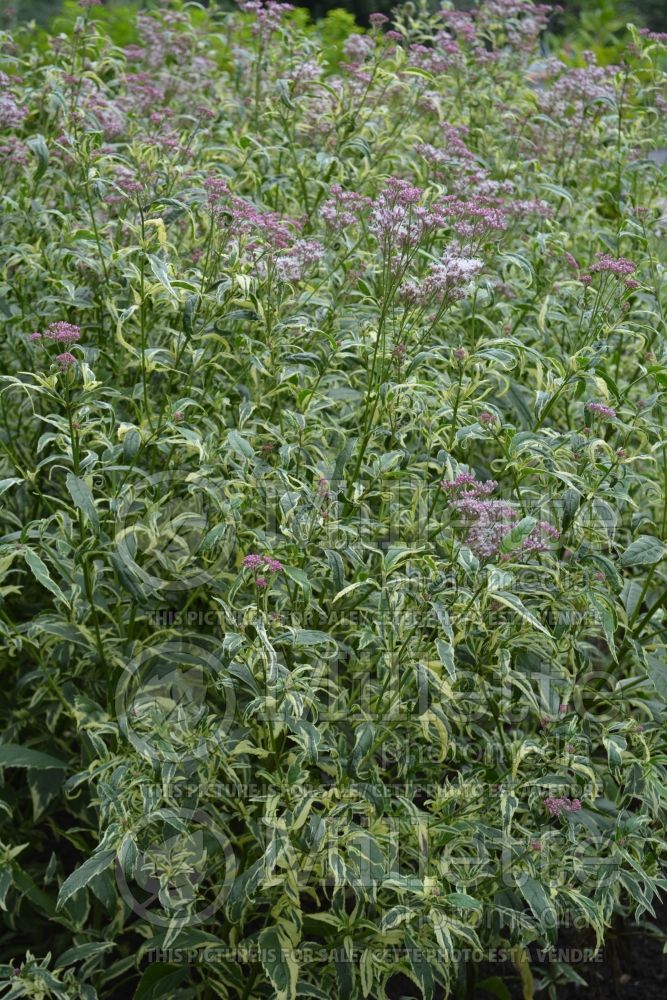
xmin=0 ymin=0 xmax=666 ymax=997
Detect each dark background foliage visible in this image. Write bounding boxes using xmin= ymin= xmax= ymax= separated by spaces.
xmin=5 ymin=0 xmax=667 ymax=32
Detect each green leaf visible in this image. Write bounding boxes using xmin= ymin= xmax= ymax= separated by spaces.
xmin=501 ymin=790 xmax=518 ymax=835
xmin=133 ymin=964 xmax=191 ymax=1000
xmin=291 ymin=629 xmax=332 ymax=646
xmin=27 ymin=134 xmax=49 ymax=182
xmin=444 ymin=892 xmax=482 ymax=911
xmin=147 ymin=253 xmax=178 ymax=299
xmin=331 ymin=579 xmax=375 ymax=605
xmin=479 ymin=975 xmax=512 ymax=1000
xmin=620 ymin=535 xmax=667 ymax=567
xmin=0 ymin=869 xmax=12 ymax=912
xmin=0 ymin=477 xmax=23 ymax=497
xmin=492 ymin=591 xmax=551 ymax=636
xmin=406 ymin=932 xmax=434 ymax=1000
xmin=590 ymin=594 xmax=617 ymax=661
xmin=516 ymin=875 xmax=557 ymax=944
xmin=23 ymin=549 xmax=68 ymax=605
xmin=227 ymin=430 xmax=255 ymax=460
xmin=499 ymin=516 xmax=537 ymax=554
xmin=259 ymin=925 xmax=299 ymax=1000
xmin=283 ymin=565 xmax=312 ymax=602
xmin=348 ymin=721 xmax=374 ymax=777
xmin=603 ymin=733 xmax=626 ymax=766
xmin=647 ymin=654 xmax=667 ymax=701
xmin=381 ymin=904 xmax=415 ymax=930
xmin=28 ymin=767 xmax=65 ymax=820
xmin=0 ymin=744 xmax=67 ymax=770
xmin=360 ymin=947 xmax=373 ymax=998
xmin=295 ymin=985 xmax=330 ymax=999
xmin=384 ymin=546 xmax=425 ymax=572
xmin=435 ymin=637 xmax=456 ymax=679
xmin=57 ymin=851 xmax=116 ymax=909
xmin=66 ymin=473 xmax=99 ymax=532
xmin=55 ymin=942 xmax=115 ymax=969
xmin=332 ymin=438 xmax=354 ymax=482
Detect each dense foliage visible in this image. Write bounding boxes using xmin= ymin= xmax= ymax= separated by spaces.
xmin=1 ymin=1 xmax=666 ymax=998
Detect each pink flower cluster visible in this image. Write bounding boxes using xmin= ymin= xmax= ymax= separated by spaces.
xmin=441 ymin=475 xmax=559 ymax=559
xmin=408 ymin=37 xmax=462 ymax=76
xmin=243 ymin=553 xmax=284 ymax=587
xmin=204 ymin=177 xmax=301 ymax=252
xmin=0 ymin=138 xmax=29 ymax=167
xmin=440 ymin=473 xmax=498 ymax=497
xmin=342 ymin=33 xmax=375 ymax=66
xmin=239 ymin=0 xmax=294 ymax=40
xmin=545 ymin=796 xmax=582 ymax=816
xmin=434 ymin=1 xmax=553 ymax=69
xmin=415 ymin=124 xmax=477 ymax=168
xmin=441 ymin=198 xmax=508 ymax=241
xmin=336 ymin=173 xmax=512 ymax=263
xmin=589 ymin=253 xmax=636 ymax=276
xmin=28 ymin=322 xmax=82 ymax=372
xmin=402 ymin=252 xmax=483 ymax=304
xmin=276 ymin=240 xmax=324 ymax=282
xmin=639 ymin=28 xmax=667 ymax=42
xmin=320 ymin=185 xmax=371 ymax=231
xmin=31 ymin=321 xmax=82 ymax=345
xmin=585 ymin=401 xmax=616 ymax=420
xmin=114 ymin=166 xmax=142 ymax=196
xmin=136 ymin=11 xmax=193 ymax=68
xmin=452 ymin=496 xmax=519 ymax=558
xmin=537 ymin=60 xmax=616 ymax=126
xmin=369 ymin=177 xmax=425 ymax=250
xmin=522 ymin=521 xmax=560 ymax=553
xmin=0 ymin=76 xmax=28 ymax=130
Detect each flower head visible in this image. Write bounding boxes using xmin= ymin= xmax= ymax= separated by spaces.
xmin=441 ymin=473 xmax=497 ymax=497
xmin=585 ymin=401 xmax=616 ymax=420
xmin=443 ymin=477 xmax=558 ymax=559
xmin=545 ymin=795 xmax=582 ymax=817
xmin=44 ymin=322 xmax=81 ymax=345
xmin=275 ymin=240 xmax=324 ymax=283
xmin=589 ymin=253 xmax=636 ymax=276
xmin=56 ymin=352 xmax=76 ymax=370
xmin=401 ymin=252 xmax=483 ymax=304
xmin=243 ymin=553 xmax=283 ymax=574
xmin=243 ymin=554 xmax=264 ymax=570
